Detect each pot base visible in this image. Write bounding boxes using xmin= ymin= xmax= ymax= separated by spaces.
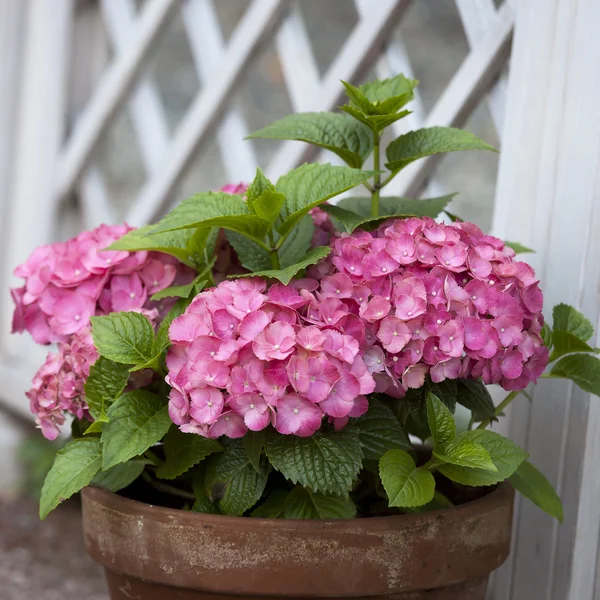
xmin=105 ymin=570 xmax=489 ymax=600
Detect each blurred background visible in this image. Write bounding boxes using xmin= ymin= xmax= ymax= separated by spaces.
xmin=0 ymin=1 xmax=504 ymax=598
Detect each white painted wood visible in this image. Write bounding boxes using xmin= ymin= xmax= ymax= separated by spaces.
xmin=55 ymin=0 xmax=177 ymax=203
xmin=181 ymin=0 xmax=258 ymax=183
xmin=127 ymin=0 xmax=285 ymax=227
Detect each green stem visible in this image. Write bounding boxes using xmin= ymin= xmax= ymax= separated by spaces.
xmin=380 ymin=170 xmax=397 ymax=189
xmin=371 ymin=130 xmax=381 ymax=217
xmin=477 ymin=390 xmax=521 ymax=430
xmin=268 ymin=230 xmax=280 ymax=270
xmin=141 ymin=470 xmax=195 ymax=502
xmin=144 ymin=449 xmax=164 ymax=467
xmin=423 ymin=456 xmax=442 ymax=472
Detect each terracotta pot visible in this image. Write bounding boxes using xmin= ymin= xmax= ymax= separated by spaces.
xmin=81 ymin=483 xmax=514 ymax=599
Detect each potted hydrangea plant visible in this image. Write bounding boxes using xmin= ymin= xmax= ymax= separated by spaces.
xmin=11 ymin=75 xmax=600 ymax=600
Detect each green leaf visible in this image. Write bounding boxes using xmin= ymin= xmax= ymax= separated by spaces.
xmin=191 ymin=466 xmax=220 ymax=514
xmin=550 ymin=354 xmax=600 ymax=396
xmin=358 ymin=74 xmax=418 ymax=107
xmin=151 ymin=192 xmax=270 ymax=246
xmin=549 ymin=330 xmax=598 ymax=362
xmin=250 ymin=489 xmax=288 ymax=518
xmin=101 ymin=391 xmax=172 ymax=470
xmin=248 ymin=112 xmax=373 ymax=168
xmin=266 ymin=429 xmax=363 ymax=496
xmin=150 ymin=272 xmax=208 ymax=301
xmin=379 ymin=449 xmax=435 ymax=508
xmin=276 ymin=163 xmax=375 ymax=237
xmin=351 ymin=398 xmax=411 ymax=460
xmin=40 ymin=438 xmax=102 ymax=519
xmin=251 ymin=190 xmax=285 ymax=223
xmin=226 ymin=231 xmax=272 ymax=271
xmin=427 ymin=392 xmax=456 ymax=447
xmin=156 ymin=427 xmax=223 ymax=480
xmin=205 ymin=441 xmax=270 ymax=516
xmin=541 ymin=322 xmax=553 ymax=348
xmin=509 ymin=460 xmax=564 ymax=522
xmin=155 ymin=298 xmax=191 ymax=354
xmin=438 ymin=430 xmax=527 ymax=486
xmin=386 ymin=127 xmax=497 ymax=172
xmin=434 ymin=440 xmax=497 ymax=471
xmin=84 ymin=357 xmax=130 ymax=421
xmin=456 ymin=379 xmax=495 ymax=420
xmin=283 ymin=486 xmax=356 ymax=519
xmin=504 ymin=241 xmax=535 ymax=254
xmin=340 ymin=104 xmax=412 ymax=132
xmin=246 ymin=168 xmax=274 ymax=208
xmin=553 ymin=303 xmax=594 ymax=342
xmin=91 ymin=460 xmax=145 ymax=493
xmin=336 ymin=194 xmax=455 ymax=222
xmin=230 ymin=246 xmax=330 ymax=285
xmin=243 ymin=430 xmax=266 ymax=475
xmin=91 ymin=312 xmax=155 ymax=366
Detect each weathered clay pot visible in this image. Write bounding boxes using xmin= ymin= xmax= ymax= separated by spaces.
xmin=81 ymin=483 xmax=514 ymax=599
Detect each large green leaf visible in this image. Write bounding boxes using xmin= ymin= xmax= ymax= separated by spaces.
xmin=156 ymin=427 xmax=223 ymax=480
xmin=151 ymin=192 xmax=270 ymax=245
xmin=549 ymin=330 xmax=598 ymax=362
xmin=266 ymin=429 xmax=363 ymax=496
xmin=246 ymin=168 xmax=274 ymax=208
xmin=276 ymin=163 xmax=374 ymax=237
xmin=101 ymin=391 xmax=172 ymax=470
xmin=252 ymin=190 xmax=285 ymax=223
xmin=434 ymin=440 xmax=497 ymax=471
xmin=40 ymin=438 xmax=102 ymax=519
xmin=226 ymin=231 xmax=272 ymax=272
xmin=192 ymin=466 xmax=221 ymax=514
xmin=427 ymin=392 xmax=455 ymax=447
xmin=379 ymin=449 xmax=435 ymax=508
xmin=456 ymin=379 xmax=495 ymax=420
xmin=91 ymin=460 xmax=145 ymax=493
xmin=437 ymin=430 xmax=527 ymax=486
xmin=205 ymin=441 xmax=270 ymax=516
xmin=283 ymin=486 xmax=356 ymax=519
xmin=553 ymin=303 xmax=594 ymax=342
xmin=509 ymin=460 xmax=564 ymax=522
xmin=550 ymin=354 xmax=600 ymax=396
xmin=90 ymin=312 xmax=155 ymax=366
xmin=230 ymin=246 xmax=330 ymax=285
xmin=243 ymin=430 xmax=266 ymax=475
xmin=248 ymin=112 xmax=373 ymax=168
xmin=155 ymin=298 xmax=190 ymax=354
xmin=351 ymin=399 xmax=411 ymax=460
xmin=386 ymin=127 xmax=497 ymax=172
xmin=250 ymin=489 xmax=288 ymax=518
xmin=84 ymin=357 xmax=130 ymax=422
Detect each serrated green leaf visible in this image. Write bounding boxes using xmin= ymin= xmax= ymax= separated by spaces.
xmin=156 ymin=427 xmax=223 ymax=480
xmin=246 ymin=168 xmax=274 ymax=207
xmin=509 ymin=460 xmax=563 ymax=522
xmin=456 ymin=379 xmax=495 ymax=420
xmin=427 ymin=392 xmax=456 ymax=447
xmin=279 ymin=214 xmax=315 ymax=268
xmin=351 ymin=399 xmax=411 ymax=460
xmin=151 ymin=192 xmax=270 ymax=246
xmin=340 ymin=104 xmax=412 ymax=132
xmin=276 ymin=163 xmax=375 ymax=237
xmin=252 ymin=190 xmax=285 ymax=223
xmin=243 ymin=430 xmax=266 ymax=475
xmin=550 ymin=354 xmax=600 ymax=396
xmin=226 ymin=231 xmax=272 ymax=271
xmin=155 ymin=298 xmax=191 ymax=354
xmin=438 ymin=430 xmax=527 ymax=486
xmin=190 ymin=465 xmax=221 ymax=514
xmin=504 ymin=241 xmax=535 ymax=254
xmin=150 ymin=273 xmax=208 ymax=301
xmin=336 ymin=194 xmax=455 ymax=222
xmin=91 ymin=460 xmax=145 ymax=492
xmin=553 ymin=303 xmax=594 ymax=342
xmin=248 ymin=112 xmax=373 ymax=168
xmin=358 ymin=74 xmax=418 ymax=106
xmin=541 ymin=323 xmax=553 ymax=348
xmin=434 ymin=440 xmax=497 ymax=471
xmin=40 ymin=438 xmax=102 ymax=519
xmin=283 ymin=486 xmax=356 ymax=519
xmin=91 ymin=312 xmax=155 ymax=366
xmin=205 ymin=441 xmax=270 ymax=516
xmin=230 ymin=246 xmax=330 ymax=285
xmin=84 ymin=357 xmax=130 ymax=421
xmin=341 ymin=80 xmax=374 ymax=113
xmin=266 ymin=429 xmax=363 ymax=496
xmin=379 ymin=449 xmax=435 ymax=508
xmin=386 ymin=127 xmax=497 ymax=172
xmin=549 ymin=330 xmax=598 ymax=362
xmin=250 ymin=489 xmax=288 ymax=518
xmin=102 ymin=391 xmax=171 ymax=470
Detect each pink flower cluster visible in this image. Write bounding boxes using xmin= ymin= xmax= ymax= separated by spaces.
xmin=166 ymin=279 xmax=376 ymax=438
xmin=307 ymin=217 xmax=549 ymax=394
xmin=11 ymin=223 xmax=189 ymax=344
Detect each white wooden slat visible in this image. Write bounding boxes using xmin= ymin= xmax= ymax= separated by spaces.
xmin=266 ymin=0 xmax=412 ymax=179
xmin=80 ymin=168 xmax=115 ymax=228
xmin=101 ymin=0 xmax=171 ymax=175
xmin=127 ymin=0 xmax=285 ymax=227
xmin=55 ymin=0 xmax=177 ymax=203
xmin=275 ymin=2 xmax=322 ymax=111
xmin=384 ymin=1 xmax=514 ymax=198
xmin=181 ymin=0 xmax=258 ymax=184
xmin=454 ymin=0 xmax=507 ymax=132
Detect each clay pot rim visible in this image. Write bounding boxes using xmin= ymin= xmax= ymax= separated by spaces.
xmin=83 ymin=480 xmax=513 ymax=528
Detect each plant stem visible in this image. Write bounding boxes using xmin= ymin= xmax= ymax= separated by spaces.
xmin=371 ymin=130 xmax=381 ymax=218
xmin=142 ymin=470 xmax=196 ymax=502
xmin=144 ymin=448 xmax=164 ymax=467
xmin=477 ymin=390 xmax=520 ymax=430
xmin=268 ymin=230 xmax=280 ymax=270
